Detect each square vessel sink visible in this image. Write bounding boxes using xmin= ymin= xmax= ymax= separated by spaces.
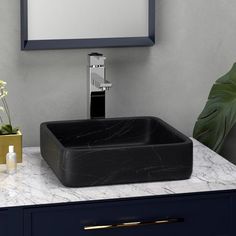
xmin=40 ymin=117 xmax=193 ymax=187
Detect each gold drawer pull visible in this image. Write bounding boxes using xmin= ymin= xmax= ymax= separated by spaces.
xmin=84 ymin=218 xmax=184 ymax=231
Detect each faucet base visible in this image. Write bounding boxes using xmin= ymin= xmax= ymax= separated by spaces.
xmin=90 ymin=91 xmax=105 ymax=119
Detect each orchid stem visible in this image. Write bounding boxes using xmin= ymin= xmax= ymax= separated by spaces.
xmin=2 ymin=98 xmax=11 ymax=126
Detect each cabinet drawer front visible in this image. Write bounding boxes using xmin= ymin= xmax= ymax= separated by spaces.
xmin=0 ymin=210 xmax=8 ymax=235
xmin=24 ymin=195 xmax=230 ymax=236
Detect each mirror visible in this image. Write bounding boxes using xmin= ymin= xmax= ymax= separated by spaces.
xmin=21 ymin=0 xmax=155 ymax=50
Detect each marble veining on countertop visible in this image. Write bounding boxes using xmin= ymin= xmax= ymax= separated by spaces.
xmin=0 ymin=138 xmax=236 ymax=208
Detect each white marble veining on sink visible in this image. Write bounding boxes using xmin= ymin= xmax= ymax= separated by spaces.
xmin=0 ymin=138 xmax=236 ymax=208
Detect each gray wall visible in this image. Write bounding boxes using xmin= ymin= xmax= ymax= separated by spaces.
xmin=1 ymin=0 xmax=236 ymax=147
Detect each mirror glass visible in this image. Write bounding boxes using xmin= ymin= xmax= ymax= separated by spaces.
xmin=28 ymin=0 xmax=148 ymax=40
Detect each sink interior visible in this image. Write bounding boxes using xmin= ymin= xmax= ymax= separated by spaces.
xmin=47 ymin=117 xmax=186 ymax=149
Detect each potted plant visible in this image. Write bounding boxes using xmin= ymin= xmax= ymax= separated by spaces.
xmin=0 ymin=80 xmax=22 ymax=164
xmin=193 ymin=63 xmax=236 ymax=153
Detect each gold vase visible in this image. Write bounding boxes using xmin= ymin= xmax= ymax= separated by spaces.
xmin=0 ymin=131 xmax=22 ymax=164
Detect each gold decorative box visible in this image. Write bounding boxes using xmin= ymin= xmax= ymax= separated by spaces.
xmin=0 ymin=131 xmax=22 ymax=164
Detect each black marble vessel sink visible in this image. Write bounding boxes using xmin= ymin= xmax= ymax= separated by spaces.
xmin=40 ymin=117 xmax=193 ymax=187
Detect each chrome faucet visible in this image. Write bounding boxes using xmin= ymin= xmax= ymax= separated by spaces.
xmin=88 ymin=53 xmax=112 ymax=119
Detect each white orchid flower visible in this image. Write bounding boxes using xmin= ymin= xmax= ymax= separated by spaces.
xmin=0 ymin=80 xmax=6 ymax=89
xmin=0 ymin=89 xmax=7 ymax=99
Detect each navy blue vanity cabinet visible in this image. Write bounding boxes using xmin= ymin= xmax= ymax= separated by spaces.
xmin=23 ymin=192 xmax=234 ymax=236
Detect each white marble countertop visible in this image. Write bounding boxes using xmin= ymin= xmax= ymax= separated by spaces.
xmin=0 ymin=138 xmax=236 ymax=208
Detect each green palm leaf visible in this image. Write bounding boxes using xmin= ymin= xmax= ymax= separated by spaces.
xmin=193 ymin=63 xmax=236 ymax=153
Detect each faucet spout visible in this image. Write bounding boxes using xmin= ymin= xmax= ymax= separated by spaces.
xmin=91 ymin=74 xmax=112 ymax=91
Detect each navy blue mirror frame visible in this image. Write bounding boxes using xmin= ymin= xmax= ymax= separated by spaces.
xmin=20 ymin=0 xmax=155 ymax=50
